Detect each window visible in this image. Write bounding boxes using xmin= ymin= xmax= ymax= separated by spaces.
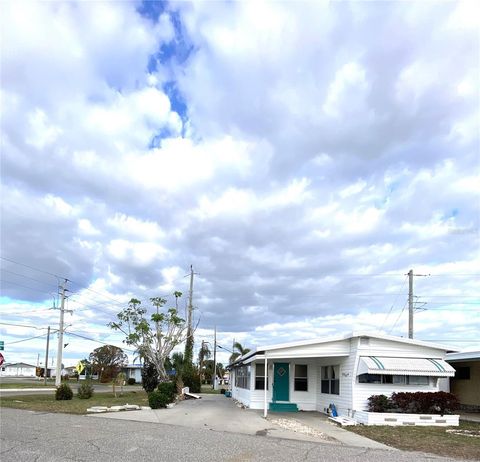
xmin=235 ymin=365 xmax=250 ymax=389
xmin=321 ymin=365 xmax=339 ymax=395
xmin=407 ymin=375 xmax=429 ymax=385
xmin=455 ymin=367 xmax=470 ymax=380
xmin=294 ymin=364 xmax=308 ymax=391
xmin=255 ymin=363 xmax=268 ymax=390
xmin=358 ymin=374 xmax=429 ymax=385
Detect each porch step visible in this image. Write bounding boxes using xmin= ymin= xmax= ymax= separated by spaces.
xmin=269 ymin=402 xmax=298 ymax=412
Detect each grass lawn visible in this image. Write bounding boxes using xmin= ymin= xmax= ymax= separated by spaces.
xmin=0 ymin=390 xmax=149 ymax=415
xmin=347 ymin=421 xmax=480 ymax=460
xmin=0 ymin=382 xmax=56 ymax=389
xmin=200 ymin=385 xmax=221 ymax=394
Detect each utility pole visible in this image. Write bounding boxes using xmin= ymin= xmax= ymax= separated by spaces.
xmin=184 ymin=265 xmax=195 ymax=367
xmin=55 ymin=280 xmax=68 ymax=386
xmin=406 ymin=269 xmax=429 ymax=339
xmin=408 ymin=269 xmax=414 ymax=339
xmin=187 ymin=265 xmax=194 ymax=338
xmin=212 ymin=326 xmax=217 ymax=390
xmin=200 ymin=340 xmax=205 ymax=384
xmin=44 ymin=326 xmax=50 ymax=385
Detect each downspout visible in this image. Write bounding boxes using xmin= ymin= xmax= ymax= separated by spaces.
xmin=263 ymin=354 xmax=268 ymax=418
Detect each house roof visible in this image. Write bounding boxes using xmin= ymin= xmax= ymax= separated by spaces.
xmin=230 ymin=331 xmax=457 ymax=366
xmin=3 ymin=362 xmax=37 ymax=368
xmin=445 ymin=351 xmax=480 ymax=362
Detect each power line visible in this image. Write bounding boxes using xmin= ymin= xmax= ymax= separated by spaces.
xmin=0 ymin=268 xmax=58 ymax=288
xmin=0 ymin=256 xmax=62 ymax=279
xmin=380 ymin=275 xmax=408 ymax=330
xmin=388 ymin=300 xmax=408 ymax=334
xmin=8 ymin=332 xmax=54 ymax=344
xmin=0 ymin=321 xmax=50 ymax=330
xmin=66 ymin=331 xmax=135 ymax=352
xmin=0 ymin=279 xmax=57 ymax=296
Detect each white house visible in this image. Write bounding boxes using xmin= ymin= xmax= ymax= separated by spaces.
xmin=122 ymin=364 xmax=143 ymax=383
xmin=229 ymin=332 xmax=456 ymax=423
xmin=0 ymin=362 xmax=37 ymax=377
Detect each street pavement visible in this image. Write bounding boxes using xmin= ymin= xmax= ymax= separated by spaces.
xmin=0 ymin=407 xmax=464 ymax=462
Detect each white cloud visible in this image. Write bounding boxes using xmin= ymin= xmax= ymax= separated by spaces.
xmin=0 ymin=1 xmax=478 ymax=364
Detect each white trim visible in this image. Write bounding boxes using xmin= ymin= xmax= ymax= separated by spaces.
xmin=263 ymin=355 xmax=268 ymax=418
xmin=233 ymin=332 xmax=457 ymax=364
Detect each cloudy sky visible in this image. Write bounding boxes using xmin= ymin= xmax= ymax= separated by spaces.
xmin=1 ymin=1 xmax=479 ymax=368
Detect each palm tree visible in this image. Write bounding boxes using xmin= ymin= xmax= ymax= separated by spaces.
xmin=198 ymin=342 xmax=211 ymax=383
xmin=229 ymin=342 xmax=251 ymax=364
xmin=171 ymin=352 xmax=185 ymax=375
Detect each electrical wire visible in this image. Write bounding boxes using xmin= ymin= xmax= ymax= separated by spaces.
xmin=66 ymin=331 xmax=135 ymax=352
xmin=388 ymin=300 xmax=408 ymax=334
xmin=0 ymin=256 xmax=61 ymax=279
xmin=380 ymin=276 xmax=408 ymax=330
xmin=0 ymin=321 xmax=50 ymax=330
xmin=8 ymin=332 xmax=52 ymax=344
xmin=0 ymin=279 xmax=57 ymax=296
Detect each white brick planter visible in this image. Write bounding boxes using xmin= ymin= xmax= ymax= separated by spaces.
xmin=354 ymin=411 xmax=459 ymax=426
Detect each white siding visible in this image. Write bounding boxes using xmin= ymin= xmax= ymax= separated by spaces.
xmin=351 ymin=337 xmax=450 ymax=413
xmin=353 ymin=381 xmax=440 ymax=412
xmin=315 ymin=344 xmax=356 ymax=416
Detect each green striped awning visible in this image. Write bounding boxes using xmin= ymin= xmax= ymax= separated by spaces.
xmin=358 ymin=356 xmax=455 ymax=377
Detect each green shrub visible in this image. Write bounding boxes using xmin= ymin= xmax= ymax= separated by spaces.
xmin=77 ymin=381 xmax=94 ymax=399
xmin=367 ymin=394 xmax=392 ymax=412
xmin=182 ymin=370 xmax=201 ymax=393
xmin=158 ymin=381 xmax=176 ymax=403
xmin=127 ymin=378 xmax=136 ymax=385
xmin=148 ymin=390 xmax=169 ymax=409
xmin=55 ymin=383 xmax=73 ymax=400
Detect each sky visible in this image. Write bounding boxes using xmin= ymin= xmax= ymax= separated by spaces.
xmin=1 ymin=0 xmax=479 ymax=369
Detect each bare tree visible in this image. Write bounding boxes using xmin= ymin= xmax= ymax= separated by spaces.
xmin=109 ymin=296 xmax=189 ymax=381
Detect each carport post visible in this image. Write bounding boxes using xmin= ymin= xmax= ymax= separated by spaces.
xmin=263 ymin=355 xmax=268 ymax=418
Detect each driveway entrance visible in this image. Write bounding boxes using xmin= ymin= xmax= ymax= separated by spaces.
xmin=89 ymin=394 xmax=392 ymax=449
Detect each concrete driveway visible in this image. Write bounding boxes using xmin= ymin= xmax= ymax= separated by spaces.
xmin=89 ymin=394 xmax=392 ymax=450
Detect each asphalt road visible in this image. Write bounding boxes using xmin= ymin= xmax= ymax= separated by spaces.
xmin=0 ymin=408 xmax=461 ymax=462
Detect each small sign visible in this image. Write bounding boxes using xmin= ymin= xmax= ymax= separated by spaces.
xmin=76 ymin=361 xmax=85 ymax=374
xmin=0 ymin=341 xmax=4 ymax=351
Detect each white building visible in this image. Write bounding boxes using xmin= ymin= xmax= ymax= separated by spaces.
xmin=0 ymin=362 xmax=37 ymax=377
xmin=122 ymin=364 xmax=143 ymax=383
xmin=229 ymin=332 xmax=456 ymax=422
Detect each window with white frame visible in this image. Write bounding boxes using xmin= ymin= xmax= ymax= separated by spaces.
xmin=358 ymin=374 xmax=429 ymax=385
xmin=321 ymin=365 xmax=339 ymax=395
xmin=294 ymin=364 xmax=308 ymax=391
xmin=235 ymin=365 xmax=251 ymax=389
xmin=255 ymin=363 xmax=268 ymax=390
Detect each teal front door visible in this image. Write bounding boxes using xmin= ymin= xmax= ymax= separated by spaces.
xmin=273 ymin=363 xmax=289 ymax=401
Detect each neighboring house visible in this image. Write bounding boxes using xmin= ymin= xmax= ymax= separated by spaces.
xmin=229 ymin=332 xmax=456 ymax=420
xmin=122 ymin=364 xmax=143 ymax=383
xmin=446 ymin=351 xmax=480 ymax=411
xmin=0 ymin=362 xmax=37 ymax=377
